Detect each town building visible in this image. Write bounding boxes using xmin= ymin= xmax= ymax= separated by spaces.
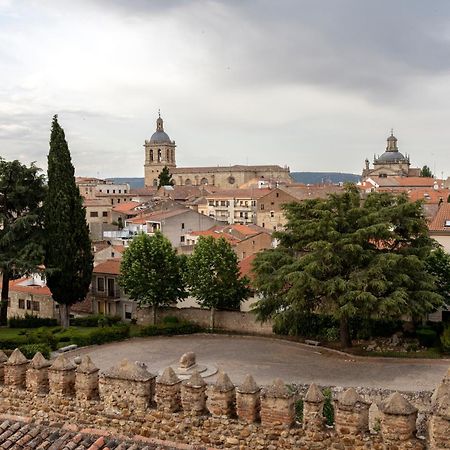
xmin=143 ymin=114 xmax=293 ymax=188
xmin=362 ymin=131 xmax=421 ymax=179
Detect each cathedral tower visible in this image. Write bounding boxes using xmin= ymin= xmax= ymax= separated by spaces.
xmin=144 ymin=113 xmax=176 ymax=187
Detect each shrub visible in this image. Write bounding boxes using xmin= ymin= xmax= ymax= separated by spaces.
xmin=71 ymin=324 xmax=130 ymax=347
xmin=19 ymin=343 xmax=51 ymax=359
xmin=161 ymin=315 xmax=180 ymax=325
xmin=441 ymin=326 xmax=450 ymax=354
xmin=70 ymin=314 xmax=122 ymax=327
xmin=0 ymin=335 xmax=28 ymax=350
xmin=139 ymin=321 xmax=202 ymax=337
xmin=25 ymin=327 xmax=59 ymax=350
xmin=323 ymin=388 xmax=334 ymax=426
xmin=416 ymin=328 xmax=438 ymax=348
xmin=8 ymin=315 xmax=58 ymax=328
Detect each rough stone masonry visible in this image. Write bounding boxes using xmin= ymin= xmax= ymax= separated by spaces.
xmin=0 ymin=348 xmax=448 ymax=450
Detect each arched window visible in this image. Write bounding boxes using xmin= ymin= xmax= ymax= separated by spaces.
xmin=200 ymin=178 xmax=208 ymax=185
xmin=166 ymin=149 xmax=170 ymax=162
xmin=157 ymin=149 xmax=162 ymax=163
xmin=150 ymin=149 xmax=154 ymax=162
xmin=185 ymin=179 xmax=192 ymax=186
xmin=153 ymin=179 xmax=158 ymax=187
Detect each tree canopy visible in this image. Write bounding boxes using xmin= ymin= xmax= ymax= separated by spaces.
xmin=0 ymin=159 xmax=46 ymax=324
xmin=44 ymin=115 xmax=93 ymax=327
xmin=186 ymin=236 xmax=250 ymax=328
xmin=158 ymin=166 xmax=174 ymax=188
xmin=119 ymin=231 xmax=186 ymax=324
xmin=420 ymin=165 xmax=434 ymax=178
xmin=252 ymin=185 xmax=442 ymax=347
xmin=425 ymin=247 xmax=450 ymax=306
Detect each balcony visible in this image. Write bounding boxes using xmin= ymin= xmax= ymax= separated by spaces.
xmin=91 ymin=288 xmax=121 ymax=299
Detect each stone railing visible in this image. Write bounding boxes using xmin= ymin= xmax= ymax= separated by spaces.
xmin=0 ymin=348 xmax=448 ymax=449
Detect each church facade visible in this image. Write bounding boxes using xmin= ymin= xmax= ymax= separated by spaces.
xmin=144 ymin=115 xmax=293 ymax=188
xmin=362 ymin=131 xmax=421 ymax=179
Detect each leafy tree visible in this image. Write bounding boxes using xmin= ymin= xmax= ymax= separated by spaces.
xmin=119 ymin=232 xmax=186 ymax=324
xmin=252 ymin=185 xmax=442 ymax=348
xmin=420 ymin=165 xmax=433 ymax=178
xmin=44 ymin=115 xmax=93 ymax=327
xmin=0 ymin=159 xmax=46 ymax=324
xmin=158 ymin=166 xmax=174 ymax=188
xmin=186 ymin=236 xmax=251 ymax=329
xmin=425 ymin=247 xmax=450 ymax=305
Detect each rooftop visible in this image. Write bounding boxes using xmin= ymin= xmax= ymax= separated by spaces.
xmin=429 ymin=203 xmax=450 ymax=232
xmin=93 ymin=259 xmax=121 ymax=275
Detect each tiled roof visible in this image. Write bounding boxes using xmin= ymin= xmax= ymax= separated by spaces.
xmin=93 ymin=259 xmax=121 ymax=275
xmin=1 ymin=278 xmax=51 ymax=296
xmin=205 ymin=188 xmax=271 ymax=199
xmin=429 ymin=203 xmax=450 ymax=232
xmin=190 ymin=228 xmax=239 ymax=244
xmin=128 ymin=208 xmax=188 ymax=224
xmin=407 ymin=189 xmax=448 ymax=204
xmin=239 ymin=254 xmax=257 ymax=281
xmin=280 ymin=185 xmax=343 ymax=200
xmin=172 ymin=164 xmax=288 ymax=174
xmin=112 ymin=201 xmax=143 ymax=213
xmin=0 ymin=416 xmax=183 ymax=449
xmin=367 ymin=176 xmax=438 ymax=188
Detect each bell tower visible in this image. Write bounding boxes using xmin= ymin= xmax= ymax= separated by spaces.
xmin=144 ymin=112 xmax=176 ymax=187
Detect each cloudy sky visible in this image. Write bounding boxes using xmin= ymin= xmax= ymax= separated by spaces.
xmin=1 ymin=0 xmax=450 ymax=178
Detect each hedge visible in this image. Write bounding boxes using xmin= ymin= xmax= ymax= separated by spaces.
xmin=139 ymin=321 xmax=202 ymax=337
xmin=71 ymin=324 xmax=130 ymax=347
xmin=416 ymin=328 xmax=438 ymax=348
xmin=19 ymin=343 xmax=51 ymax=359
xmin=8 ymin=315 xmax=58 ymax=328
xmin=70 ymin=314 xmax=122 ymax=327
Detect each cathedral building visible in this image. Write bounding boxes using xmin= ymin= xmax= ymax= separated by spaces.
xmin=144 ymin=114 xmax=293 ymax=188
xmin=362 ymin=131 xmax=421 ymax=179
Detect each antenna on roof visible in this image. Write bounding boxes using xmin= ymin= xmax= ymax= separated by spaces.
xmin=158 ymin=108 xmax=161 ymax=118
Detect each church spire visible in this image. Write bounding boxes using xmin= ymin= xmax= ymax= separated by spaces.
xmin=386 ymin=129 xmax=398 ymax=152
xmin=156 ymin=111 xmax=164 ymax=132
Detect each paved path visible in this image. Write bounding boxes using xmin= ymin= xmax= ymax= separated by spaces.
xmin=70 ymin=334 xmax=450 ymax=392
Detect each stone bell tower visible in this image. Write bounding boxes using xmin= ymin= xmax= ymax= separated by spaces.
xmin=144 ymin=112 xmax=177 ymax=187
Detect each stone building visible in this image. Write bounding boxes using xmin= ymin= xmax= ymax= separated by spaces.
xmin=362 ymin=131 xmax=421 ymax=179
xmin=144 ymin=114 xmax=293 ymax=188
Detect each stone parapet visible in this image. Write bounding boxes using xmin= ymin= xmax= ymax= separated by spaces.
xmin=429 ymin=367 xmax=450 ymax=450
xmin=76 ymin=355 xmax=99 ymax=400
xmin=26 ymin=352 xmax=51 ymax=394
xmin=155 ymin=367 xmax=182 ymax=413
xmin=236 ymin=374 xmax=260 ymax=423
xmin=4 ymin=349 xmax=28 ymax=389
xmin=181 ymin=371 xmax=207 ymax=416
xmin=303 ymin=383 xmax=325 ymax=432
xmin=0 ymin=351 xmax=8 ymax=384
xmin=334 ymin=387 xmax=370 ymax=435
xmin=260 ymin=378 xmax=295 ymax=427
xmin=206 ymin=371 xmax=235 ymax=418
xmin=48 ymin=353 xmax=77 ymax=397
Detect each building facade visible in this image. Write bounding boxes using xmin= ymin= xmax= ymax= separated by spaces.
xmin=143 ymin=115 xmax=293 ymax=188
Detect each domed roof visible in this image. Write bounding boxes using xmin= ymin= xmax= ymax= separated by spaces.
xmin=376 ymin=151 xmax=407 ymax=162
xmin=150 ymin=130 xmax=171 ymax=143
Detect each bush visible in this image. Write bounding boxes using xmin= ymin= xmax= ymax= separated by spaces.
xmin=70 ymin=314 xmax=122 ymax=327
xmin=323 ymin=388 xmax=334 ymax=426
xmin=71 ymin=324 xmax=130 ymax=347
xmin=161 ymin=315 xmax=180 ymax=325
xmin=19 ymin=343 xmax=51 ymax=359
xmin=26 ymin=327 xmax=58 ymax=350
xmin=8 ymin=315 xmax=58 ymax=328
xmin=441 ymin=326 xmax=450 ymax=354
xmin=416 ymin=328 xmax=438 ymax=348
xmin=139 ymin=321 xmax=202 ymax=337
xmin=0 ymin=335 xmax=28 ymax=350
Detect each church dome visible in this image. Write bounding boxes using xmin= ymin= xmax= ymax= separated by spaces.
xmin=377 ymin=151 xmax=407 ymax=162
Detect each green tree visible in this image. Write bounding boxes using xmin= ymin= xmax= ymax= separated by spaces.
xmin=420 ymin=165 xmax=433 ymax=178
xmin=44 ymin=116 xmax=93 ymax=327
xmin=158 ymin=166 xmax=174 ymax=188
xmin=425 ymin=247 xmax=450 ymax=305
xmin=119 ymin=232 xmax=186 ymax=324
xmin=252 ymin=185 xmax=442 ymax=348
xmin=186 ymin=236 xmax=250 ymax=329
xmin=0 ymin=159 xmax=46 ymax=324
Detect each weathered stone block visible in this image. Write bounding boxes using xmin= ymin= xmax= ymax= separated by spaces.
xmin=429 ymin=367 xmax=450 ymax=449
xmin=155 ymin=367 xmax=181 ymax=412
xmin=181 ymin=371 xmax=207 ymax=416
xmin=334 ymin=387 xmax=370 ymax=435
xmin=236 ymin=374 xmax=260 ymax=423
xmin=48 ymin=354 xmax=77 ymax=397
xmin=260 ymin=378 xmax=295 ymax=427
xmin=26 ymin=352 xmax=51 ymax=394
xmin=76 ymin=355 xmax=99 ymax=400
xmin=0 ymin=350 xmax=8 ymax=384
xmin=303 ymin=383 xmax=325 ymax=432
xmin=4 ymin=348 xmax=28 ymax=389
xmin=380 ymin=392 xmax=418 ymax=441
xmin=207 ymin=371 xmax=235 ymax=418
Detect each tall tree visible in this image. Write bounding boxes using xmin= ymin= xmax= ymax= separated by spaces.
xmin=0 ymin=159 xmax=46 ymax=324
xmin=44 ymin=116 xmax=93 ymax=327
xmin=252 ymin=185 xmax=442 ymax=348
xmin=420 ymin=165 xmax=433 ymax=178
xmin=158 ymin=166 xmax=174 ymax=188
xmin=186 ymin=236 xmax=250 ymax=329
xmin=425 ymin=247 xmax=450 ymax=306
xmin=119 ymin=231 xmax=186 ymax=324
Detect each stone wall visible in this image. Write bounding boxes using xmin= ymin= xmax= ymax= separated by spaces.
xmin=0 ymin=348 xmax=448 ymax=449
xmin=137 ymin=306 xmax=274 ymax=335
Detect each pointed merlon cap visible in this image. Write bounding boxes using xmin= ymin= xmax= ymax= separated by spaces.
xmin=50 ymin=354 xmax=77 ymax=371
xmin=264 ymin=378 xmax=292 ymax=399
xmin=6 ymin=348 xmax=28 ymax=366
xmin=0 ymin=350 xmax=8 ymax=363
xmin=305 ymin=383 xmax=325 ymax=403
xmin=337 ymin=388 xmax=369 ymax=410
xmin=183 ymin=370 xmax=206 ymax=388
xmin=76 ymin=355 xmax=99 ymax=374
xmin=213 ymin=371 xmax=235 ymax=393
xmin=102 ymin=359 xmax=155 ymax=382
xmin=30 ymin=352 xmax=51 ymax=369
xmin=379 ymin=392 xmax=417 ymax=416
xmin=157 ymin=367 xmax=181 ymax=386
xmin=237 ymin=374 xmax=260 ymax=394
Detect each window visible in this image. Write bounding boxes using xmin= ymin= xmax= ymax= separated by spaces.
xmin=276 ymin=192 xmax=279 ymax=198
xmin=113 ymin=190 xmax=116 ymax=194
xmin=118 ymin=189 xmax=121 ymax=194
xmin=111 ymin=252 xmax=115 ymax=258
xmin=18 ymin=299 xmax=25 ymax=309
xmin=32 ymin=301 xmax=40 ymax=312
xmin=124 ymin=305 xmax=132 ymax=320
xmin=102 ymin=211 xmax=108 ymax=217
xmin=270 ymin=211 xmax=275 ymax=218
xmin=262 ymin=222 xmax=265 ymax=228
xmin=242 ymin=252 xmax=246 ymax=259
xmin=271 ymin=201 xmax=274 ymax=206
xmin=26 ymin=300 xmax=31 ymax=310
xmin=180 ymin=236 xmax=185 ymax=243
xmin=90 ymin=211 xmax=98 ymax=217
xmin=117 ymin=199 xmax=121 ymax=203
xmin=124 ymin=190 xmax=127 ymax=194
xmin=107 ymin=189 xmax=110 ymax=193
xmin=260 ymin=204 xmax=265 ymax=210
xmin=181 ymin=223 xmax=185 ymax=229
xmin=97 ymin=277 xmax=105 ymax=292
xmin=445 ymin=220 xmax=450 ymax=227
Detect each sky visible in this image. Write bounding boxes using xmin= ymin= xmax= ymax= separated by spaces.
xmin=1 ymin=0 xmax=450 ymax=179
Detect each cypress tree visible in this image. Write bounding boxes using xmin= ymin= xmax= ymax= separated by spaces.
xmin=44 ymin=115 xmax=93 ymax=327
xmin=157 ymin=166 xmax=174 ymax=188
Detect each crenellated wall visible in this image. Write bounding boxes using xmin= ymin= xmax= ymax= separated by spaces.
xmin=0 ymin=348 xmax=448 ymax=450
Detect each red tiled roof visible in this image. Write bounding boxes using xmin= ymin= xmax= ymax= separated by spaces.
xmin=128 ymin=208 xmax=188 ymax=224
xmin=229 ymin=224 xmax=260 ymax=236
xmin=112 ymin=201 xmax=143 ymax=213
xmin=2 ymin=278 xmax=52 ymax=296
xmin=239 ymin=254 xmax=257 ymax=281
xmin=429 ymin=203 xmax=450 ymax=232
xmin=112 ymin=245 xmax=126 ymax=253
xmin=190 ymin=229 xmax=239 ymax=244
xmin=93 ymin=259 xmax=121 ymax=275
xmin=407 ymin=189 xmax=448 ymax=204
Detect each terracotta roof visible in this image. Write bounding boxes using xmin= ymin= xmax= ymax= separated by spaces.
xmin=190 ymin=228 xmax=239 ymax=244
xmin=367 ymin=176 xmax=438 ymax=188
xmin=112 ymin=201 xmax=143 ymax=213
xmin=172 ymin=164 xmax=289 ymax=174
xmin=129 ymin=187 xmax=157 ymax=196
xmin=112 ymin=245 xmax=126 ymax=253
xmin=127 ymin=208 xmax=189 ymax=224
xmin=228 ymin=224 xmax=260 ymax=236
xmin=407 ymin=189 xmax=448 ymax=204
xmin=239 ymin=254 xmax=257 ymax=281
xmin=0 ymin=416 xmax=179 ymax=449
xmin=83 ymin=198 xmax=111 ymax=207
xmin=1 ymin=278 xmax=52 ymax=296
xmin=280 ymin=185 xmax=344 ymax=200
xmin=429 ymin=203 xmax=450 ymax=232
xmin=93 ymin=259 xmax=121 ymax=275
